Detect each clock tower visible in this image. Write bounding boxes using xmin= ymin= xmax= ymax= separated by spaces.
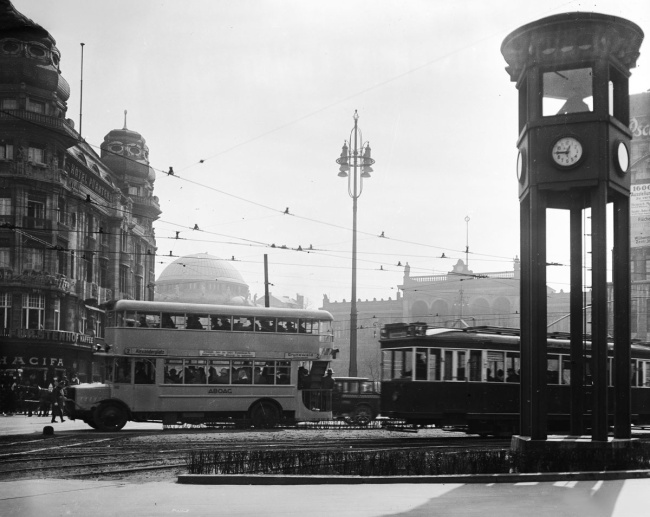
xmin=502 ymin=13 xmax=643 ymax=442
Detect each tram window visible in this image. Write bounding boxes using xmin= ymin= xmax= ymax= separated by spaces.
xmin=105 ymin=359 xmax=115 ymax=382
xmin=277 ymin=318 xmax=298 ymax=333
xmin=468 ymin=350 xmax=482 ymax=382
xmin=400 ymin=350 xmax=413 ymax=379
xmin=505 ymin=353 xmax=520 ymax=382
xmin=561 ymin=358 xmax=571 ymax=385
xmin=208 ymin=360 xmax=230 ymax=384
xmin=643 ymin=362 xmax=650 ymax=387
xmin=136 ymin=312 xmax=160 ymax=328
xmin=276 ymin=361 xmax=290 ymax=384
xmin=232 ymin=316 xmax=253 ymax=331
xmin=631 ymin=360 xmax=639 ymax=387
xmin=256 ymin=317 xmax=276 ymax=332
xmin=211 ymin=315 xmax=231 ymax=330
xmin=415 ymin=349 xmax=427 ymax=380
xmin=428 ymin=349 xmax=441 ymax=381
xmin=161 ymin=313 xmax=178 ymax=329
xmin=547 ymin=355 xmax=560 ymax=384
xmin=164 ymin=359 xmax=183 ymax=384
xmin=487 ymin=351 xmax=504 ymax=382
xmin=382 ymin=350 xmax=392 ymax=381
xmin=186 ymin=314 xmax=206 ymax=330
xmin=134 ymin=359 xmax=155 ymax=384
xmin=114 ymin=358 xmax=132 ymax=383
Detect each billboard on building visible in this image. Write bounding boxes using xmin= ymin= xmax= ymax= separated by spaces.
xmin=630 ymin=92 xmax=650 ymax=248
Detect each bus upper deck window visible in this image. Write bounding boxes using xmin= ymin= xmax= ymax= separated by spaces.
xmin=256 ymin=317 xmax=276 ymax=332
xmin=211 ymin=315 xmax=231 ymax=330
xmin=137 ymin=313 xmax=160 ymax=328
xmin=186 ymin=314 xmax=206 ymax=330
xmin=232 ymin=316 xmax=252 ymax=331
xmin=278 ymin=318 xmax=298 ymax=333
xmin=161 ymin=313 xmax=177 ymax=329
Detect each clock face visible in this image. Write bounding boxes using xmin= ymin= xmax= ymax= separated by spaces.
xmin=516 ymin=149 xmax=526 ymax=183
xmin=551 ymin=136 xmax=583 ymax=168
xmin=616 ymin=141 xmax=629 ymax=175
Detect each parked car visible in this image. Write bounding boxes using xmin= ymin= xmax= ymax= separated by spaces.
xmin=332 ymin=377 xmax=380 ymax=425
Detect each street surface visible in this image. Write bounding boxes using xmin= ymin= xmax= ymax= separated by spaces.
xmin=1 ymin=415 xmax=649 ymax=517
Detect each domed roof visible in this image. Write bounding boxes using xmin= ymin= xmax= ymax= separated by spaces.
xmin=157 ymin=253 xmax=248 ymax=286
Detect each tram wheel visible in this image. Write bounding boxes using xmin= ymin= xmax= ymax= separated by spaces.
xmin=351 ymin=405 xmax=374 ymax=426
xmin=94 ymin=404 xmax=128 ymax=432
xmin=251 ymin=401 xmax=280 ymax=429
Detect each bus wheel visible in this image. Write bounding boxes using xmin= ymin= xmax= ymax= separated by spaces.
xmin=251 ymin=401 xmax=279 ymax=429
xmin=351 ymin=405 xmax=373 ymax=426
xmin=94 ymin=404 xmax=127 ymax=432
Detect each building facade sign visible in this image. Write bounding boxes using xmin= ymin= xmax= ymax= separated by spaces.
xmin=3 ymin=328 xmax=94 ymax=345
xmin=65 ymin=160 xmax=114 ymax=202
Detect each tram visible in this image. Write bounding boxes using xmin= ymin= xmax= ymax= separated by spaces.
xmin=64 ymin=300 xmax=336 ymax=431
xmin=379 ymin=323 xmax=650 ymax=435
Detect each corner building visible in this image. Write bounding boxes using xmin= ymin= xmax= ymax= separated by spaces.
xmin=0 ymin=1 xmax=160 ymax=386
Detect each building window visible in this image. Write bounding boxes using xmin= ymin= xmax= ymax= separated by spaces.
xmin=28 ymin=146 xmax=45 ymax=164
xmin=0 ymin=292 xmax=11 ymax=331
xmin=0 ymin=196 xmax=11 ymax=216
xmin=57 ymin=197 xmax=66 ymax=224
xmin=119 ymin=264 xmax=129 ymax=294
xmin=53 ymin=298 xmax=60 ymax=331
xmin=1 ymin=99 xmax=18 ymax=110
xmin=135 ymin=276 xmax=143 ymax=301
xmin=27 ymin=197 xmax=45 ymax=222
xmin=0 ymin=247 xmax=10 ymax=268
xmin=26 ymin=99 xmax=45 ymax=114
xmin=121 ymin=230 xmax=128 ymax=251
xmin=57 ymin=246 xmax=67 ymax=276
xmin=23 ymin=248 xmax=44 ymax=271
xmin=99 ymin=258 xmax=108 ymax=287
xmin=0 ymin=142 xmax=13 ymax=160
xmin=22 ymin=293 xmax=44 ymax=329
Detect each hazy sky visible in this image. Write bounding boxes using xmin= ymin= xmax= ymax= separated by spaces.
xmin=16 ymin=0 xmax=650 ymax=308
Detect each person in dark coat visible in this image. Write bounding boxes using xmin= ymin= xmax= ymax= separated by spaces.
xmin=50 ymin=382 xmax=65 ymax=423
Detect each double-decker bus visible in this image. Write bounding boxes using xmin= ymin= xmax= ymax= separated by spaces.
xmin=379 ymin=323 xmax=650 ymax=436
xmin=64 ymin=300 xmax=336 ymax=431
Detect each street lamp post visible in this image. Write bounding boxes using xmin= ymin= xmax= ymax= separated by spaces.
xmin=336 ymin=110 xmax=374 ymax=377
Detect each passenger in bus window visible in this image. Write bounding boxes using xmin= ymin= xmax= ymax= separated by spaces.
xmin=186 ymin=315 xmax=203 ymax=330
xmin=496 ymin=369 xmax=504 ymax=382
xmin=138 ymin=316 xmax=148 ymax=327
xmin=208 ymin=367 xmax=218 ymax=384
xmin=217 ymin=368 xmax=230 ymax=384
xmin=162 ymin=314 xmax=176 ymax=329
xmin=253 ymin=367 xmax=265 ymax=384
xmin=487 ymin=368 xmax=495 ymax=382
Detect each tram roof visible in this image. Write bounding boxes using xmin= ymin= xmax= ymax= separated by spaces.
xmin=102 ymin=299 xmax=333 ymax=320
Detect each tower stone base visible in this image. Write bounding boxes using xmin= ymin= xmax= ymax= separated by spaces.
xmin=511 ymin=435 xmax=648 ymax=473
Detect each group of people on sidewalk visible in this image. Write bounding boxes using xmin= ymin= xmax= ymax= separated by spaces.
xmin=1 ymin=371 xmax=80 ymax=422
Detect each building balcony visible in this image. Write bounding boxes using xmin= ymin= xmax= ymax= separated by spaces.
xmin=76 ymin=280 xmax=99 ymax=301
xmin=98 ymin=286 xmax=113 ymax=304
xmin=0 ymin=109 xmax=78 ymax=147
xmin=0 ymin=268 xmax=72 ymax=292
xmin=130 ymin=194 xmax=162 ymax=217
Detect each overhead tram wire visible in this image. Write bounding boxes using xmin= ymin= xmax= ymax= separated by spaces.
xmin=1 ymin=108 xmax=518 ymax=266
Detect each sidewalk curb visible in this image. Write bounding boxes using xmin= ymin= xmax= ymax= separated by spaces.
xmin=178 ymin=469 xmax=650 ymax=485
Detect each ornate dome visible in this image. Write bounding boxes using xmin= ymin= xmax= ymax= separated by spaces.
xmin=158 ymin=253 xmax=247 ymax=285
xmin=100 ymin=116 xmax=152 ymax=179
xmin=0 ymin=0 xmax=70 ymax=102
xmin=155 ymin=253 xmax=250 ymax=305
